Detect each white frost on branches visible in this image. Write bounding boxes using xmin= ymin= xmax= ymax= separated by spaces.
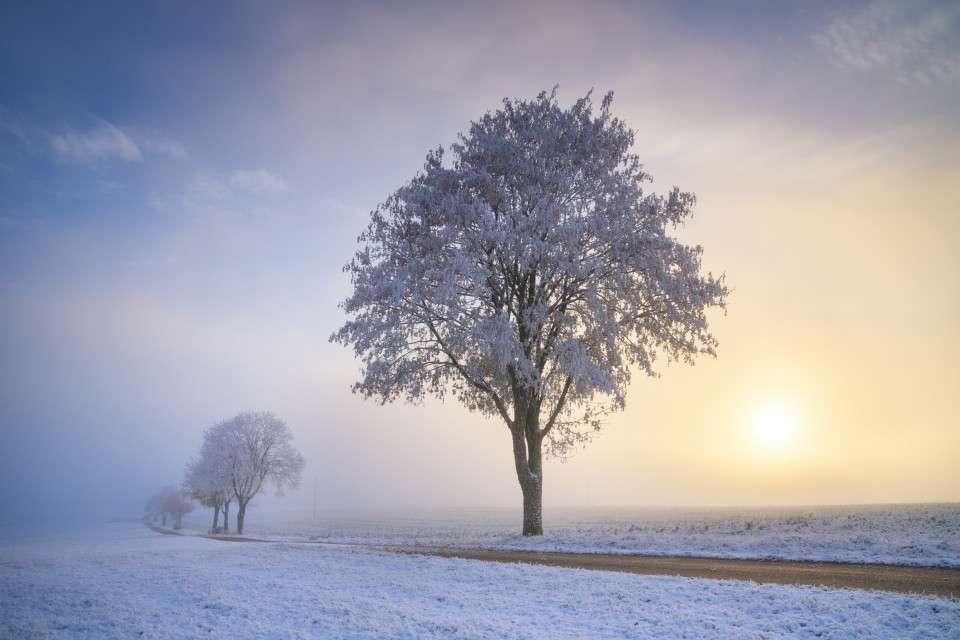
xmin=183 ymin=432 xmax=235 ymax=532
xmin=333 ymin=88 xmax=728 ymax=459
xmin=192 ymin=411 xmax=305 ymax=534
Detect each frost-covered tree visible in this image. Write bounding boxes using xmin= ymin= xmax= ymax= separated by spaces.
xmin=332 ymin=88 xmax=728 ymax=535
xmin=163 ymin=490 xmax=196 ymax=530
xmin=207 ymin=411 xmax=305 ymax=534
xmin=145 ymin=485 xmax=179 ymax=525
xmin=183 ymin=439 xmax=234 ymax=534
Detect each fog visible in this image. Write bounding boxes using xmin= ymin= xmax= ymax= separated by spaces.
xmin=2 ymin=0 xmax=958 ymax=529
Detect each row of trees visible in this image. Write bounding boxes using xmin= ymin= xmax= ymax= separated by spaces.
xmin=146 ymin=89 xmax=726 ymax=538
xmin=146 ymin=410 xmax=305 ymax=535
xmin=144 ymin=485 xmax=196 ymax=529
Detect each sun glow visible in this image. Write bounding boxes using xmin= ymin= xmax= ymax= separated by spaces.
xmin=753 ymin=407 xmax=794 ymax=447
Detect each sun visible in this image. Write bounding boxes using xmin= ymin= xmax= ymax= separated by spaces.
xmin=752 ymin=407 xmax=793 ymax=446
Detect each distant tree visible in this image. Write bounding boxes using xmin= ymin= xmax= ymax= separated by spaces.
xmin=332 ymin=88 xmax=728 ymax=535
xmin=183 ymin=434 xmax=234 ymax=533
xmin=163 ymin=490 xmax=196 ymax=530
xmin=206 ymin=411 xmax=305 ymax=534
xmin=144 ymin=489 xmax=162 ymax=523
xmin=145 ymin=485 xmax=179 ymax=525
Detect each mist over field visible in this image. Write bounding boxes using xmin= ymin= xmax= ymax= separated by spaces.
xmin=2 ymin=0 xmax=958 ymax=534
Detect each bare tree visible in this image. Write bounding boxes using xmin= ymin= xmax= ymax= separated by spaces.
xmin=332 ymin=88 xmax=728 ymax=535
xmin=206 ymin=411 xmax=305 ymax=534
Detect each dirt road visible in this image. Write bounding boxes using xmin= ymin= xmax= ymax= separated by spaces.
xmin=145 ymin=524 xmax=959 ymax=597
xmin=399 ymin=547 xmax=960 ymax=598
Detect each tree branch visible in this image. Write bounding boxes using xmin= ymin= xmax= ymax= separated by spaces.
xmin=541 ymin=375 xmax=573 ymax=438
xmin=423 ymin=314 xmax=514 ymax=428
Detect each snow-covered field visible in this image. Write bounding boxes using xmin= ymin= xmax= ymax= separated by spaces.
xmin=1 ymin=519 xmax=958 ymax=639
xmin=179 ymin=503 xmax=960 ymax=567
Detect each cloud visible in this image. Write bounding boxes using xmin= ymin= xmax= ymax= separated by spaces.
xmin=632 ymin=100 xmax=957 ymax=199
xmin=229 ymin=169 xmax=289 ymax=195
xmin=47 ymin=119 xmax=189 ymax=165
xmin=186 ymin=169 xmax=289 ymax=203
xmin=133 ymin=131 xmax=189 ymax=160
xmin=187 ymin=169 xmax=232 ymax=202
xmin=319 ymin=197 xmax=368 ymax=221
xmin=50 ymin=120 xmax=142 ymax=163
xmin=177 ymin=169 xmax=291 ymax=224
xmin=812 ymin=0 xmax=960 ymax=87
xmin=275 ymin=0 xmax=642 ymax=153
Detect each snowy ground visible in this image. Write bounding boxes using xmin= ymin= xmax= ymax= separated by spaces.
xmin=2 ymin=519 xmax=958 ymax=639
xmin=179 ymin=503 xmax=960 ymax=567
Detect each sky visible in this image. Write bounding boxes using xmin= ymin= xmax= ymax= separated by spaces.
xmin=1 ymin=0 xmax=958 ymax=525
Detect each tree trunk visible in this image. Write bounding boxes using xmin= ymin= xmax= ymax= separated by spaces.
xmin=222 ymin=502 xmax=230 ymax=533
xmin=521 ymin=473 xmax=543 ymax=536
xmin=211 ymin=499 xmax=220 ymax=531
xmin=236 ymin=502 xmax=246 ymax=535
xmin=511 ymin=399 xmax=544 ymax=536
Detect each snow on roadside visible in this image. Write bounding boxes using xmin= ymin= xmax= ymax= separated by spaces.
xmin=2 ymin=521 xmax=958 ymax=639
xmin=178 ymin=504 xmax=960 ymax=567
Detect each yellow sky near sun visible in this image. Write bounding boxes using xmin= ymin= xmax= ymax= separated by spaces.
xmin=524 ymin=92 xmax=960 ymax=508
xmin=241 ymin=0 xmax=960 ymax=508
